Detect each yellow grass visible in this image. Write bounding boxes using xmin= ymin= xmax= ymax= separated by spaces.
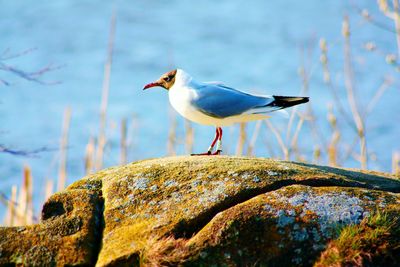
xmin=58 ymin=106 xmax=71 ymax=191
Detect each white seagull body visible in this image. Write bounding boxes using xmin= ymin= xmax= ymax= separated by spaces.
xmin=144 ymin=69 xmax=309 ymax=155
xmin=168 ymin=69 xmax=276 ymax=127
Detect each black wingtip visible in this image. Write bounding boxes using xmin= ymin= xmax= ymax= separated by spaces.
xmin=272 ymin=96 xmax=309 ymax=108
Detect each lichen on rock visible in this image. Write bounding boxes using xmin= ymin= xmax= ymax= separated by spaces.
xmin=0 ymin=156 xmax=399 ymax=267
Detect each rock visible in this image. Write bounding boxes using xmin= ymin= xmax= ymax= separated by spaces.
xmin=1 ymin=156 xmax=399 ymax=266
xmin=0 ymin=180 xmax=103 ymax=266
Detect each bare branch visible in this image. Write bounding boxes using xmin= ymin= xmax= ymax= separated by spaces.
xmin=0 ymin=48 xmax=62 ymax=86
xmin=0 ymin=144 xmax=57 ymax=157
xmin=0 ymin=47 xmax=37 ymax=61
xmin=0 ymin=62 xmax=62 ymax=85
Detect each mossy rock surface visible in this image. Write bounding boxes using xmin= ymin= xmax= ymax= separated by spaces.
xmin=1 ymin=156 xmax=399 ymax=266
xmin=0 ymin=188 xmax=103 ymax=266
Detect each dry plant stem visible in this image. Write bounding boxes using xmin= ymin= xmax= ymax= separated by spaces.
xmin=58 ymin=107 xmax=71 ymax=192
xmin=85 ymin=137 xmax=95 ymax=175
xmin=247 ymin=120 xmax=262 ymax=156
xmin=313 ymin=146 xmax=321 ymax=164
xmin=96 ymin=10 xmax=116 ymax=171
xmin=235 ymin=123 xmax=247 ymax=156
xmin=343 ymin=16 xmax=368 ymax=169
xmin=167 ymin=109 xmax=177 ymax=156
xmin=120 ymin=118 xmax=127 ymax=164
xmin=393 ymin=151 xmax=400 ymax=174
xmin=184 ymin=120 xmax=194 ymax=154
xmin=327 ymin=105 xmax=340 ymax=167
xmin=393 ymin=0 xmax=400 ymax=58
xmin=0 ymin=189 xmax=35 ymax=226
xmin=16 ymin=166 xmax=34 ymax=225
xmin=0 ymin=194 xmax=11 ymax=225
xmin=44 ymin=179 xmax=53 ymax=203
xmin=378 ymin=0 xmax=400 ymax=57
xmin=298 ymin=48 xmax=327 ymax=154
xmin=128 ymin=114 xmax=139 ymax=158
xmin=365 ymin=78 xmax=392 ymax=116
xmin=290 ymin=115 xmax=305 ymax=154
xmin=319 ymin=38 xmax=358 ymax=132
xmin=265 ymin=120 xmax=288 ymax=160
xmin=4 ymin=186 xmax=17 ymax=226
xmin=286 ymin=107 xmax=297 ymax=142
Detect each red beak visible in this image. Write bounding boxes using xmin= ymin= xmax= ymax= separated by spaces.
xmin=143 ymin=82 xmax=160 ymax=90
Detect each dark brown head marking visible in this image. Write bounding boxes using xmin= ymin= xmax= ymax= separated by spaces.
xmin=143 ymin=69 xmax=177 ymax=90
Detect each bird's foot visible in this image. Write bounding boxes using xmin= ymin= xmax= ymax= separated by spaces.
xmin=191 ymin=151 xmax=212 ymax=156
xmin=190 ymin=150 xmax=222 ymax=156
xmin=212 ymin=150 xmax=222 ymax=155
xmin=191 ymin=140 xmax=222 ymax=156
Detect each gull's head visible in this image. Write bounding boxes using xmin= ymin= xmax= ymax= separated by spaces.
xmin=143 ymin=69 xmax=178 ymax=90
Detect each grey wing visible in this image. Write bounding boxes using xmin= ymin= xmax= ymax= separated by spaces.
xmin=191 ymin=83 xmax=274 ymax=118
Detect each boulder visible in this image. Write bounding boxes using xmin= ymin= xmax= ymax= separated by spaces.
xmin=0 ymin=156 xmax=399 ymax=266
xmin=0 ymin=181 xmax=103 ymax=266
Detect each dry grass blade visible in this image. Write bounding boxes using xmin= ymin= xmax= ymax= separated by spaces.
xmin=327 ymin=104 xmax=340 ymax=167
xmin=44 ymin=179 xmax=54 ymax=203
xmin=393 ymin=151 xmax=400 ymax=175
xmin=58 ymin=106 xmax=71 ymax=192
xmin=289 ymin=113 xmax=305 ymax=150
xmin=16 ymin=166 xmax=34 ymax=225
xmin=85 ymin=136 xmax=95 ymax=174
xmin=120 ymin=118 xmax=127 ymax=164
xmin=3 ymin=186 xmax=17 ymax=226
xmin=184 ymin=120 xmax=194 ymax=154
xmin=313 ymin=145 xmax=322 ymax=164
xmin=167 ymin=109 xmax=177 ymax=156
xmin=235 ymin=122 xmax=247 ymax=156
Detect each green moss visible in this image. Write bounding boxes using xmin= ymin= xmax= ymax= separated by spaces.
xmin=315 ymin=210 xmax=400 ymax=267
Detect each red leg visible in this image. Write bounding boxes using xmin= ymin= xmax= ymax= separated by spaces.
xmin=210 ymin=128 xmax=219 ymax=148
xmin=212 ymin=127 xmax=223 ymax=155
xmin=191 ymin=127 xmax=220 ymax=156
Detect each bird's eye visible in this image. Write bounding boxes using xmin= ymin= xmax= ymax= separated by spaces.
xmin=163 ymin=76 xmax=171 ymax=82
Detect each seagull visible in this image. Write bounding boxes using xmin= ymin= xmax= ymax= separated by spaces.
xmin=143 ymin=69 xmax=309 ymax=155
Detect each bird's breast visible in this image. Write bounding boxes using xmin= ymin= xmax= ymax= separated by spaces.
xmin=168 ymin=86 xmax=194 ymax=115
xmin=168 ymin=86 xmax=216 ymax=125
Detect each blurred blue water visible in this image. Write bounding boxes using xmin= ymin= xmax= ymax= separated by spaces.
xmin=1 ymin=1 xmax=399 ymax=213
